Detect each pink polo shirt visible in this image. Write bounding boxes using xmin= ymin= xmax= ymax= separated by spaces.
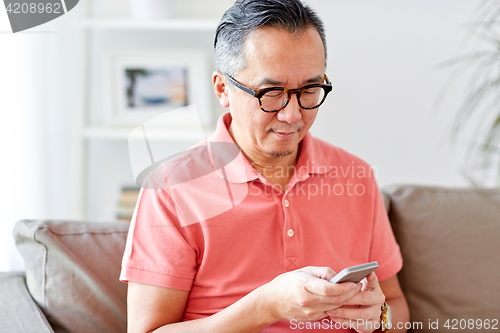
xmin=120 ymin=113 xmax=402 ymax=332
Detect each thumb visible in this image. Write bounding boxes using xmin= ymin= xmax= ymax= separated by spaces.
xmin=363 ymin=272 xmax=380 ymax=291
xmin=299 ymin=266 xmax=336 ymax=281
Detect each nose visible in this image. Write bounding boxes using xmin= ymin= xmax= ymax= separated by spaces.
xmin=276 ymin=93 xmax=302 ymax=125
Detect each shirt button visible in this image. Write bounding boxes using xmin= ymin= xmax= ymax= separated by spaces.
xmin=287 ymin=229 xmax=294 ymax=237
xmin=284 ymin=199 xmax=290 ymax=207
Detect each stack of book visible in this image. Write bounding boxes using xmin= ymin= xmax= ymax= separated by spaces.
xmin=116 ymin=186 xmax=141 ymax=222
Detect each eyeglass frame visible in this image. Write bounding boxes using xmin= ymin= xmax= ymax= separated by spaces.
xmin=224 ymin=73 xmax=333 ymax=113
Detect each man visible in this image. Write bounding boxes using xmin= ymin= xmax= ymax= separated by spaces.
xmin=121 ymin=0 xmax=410 ymax=332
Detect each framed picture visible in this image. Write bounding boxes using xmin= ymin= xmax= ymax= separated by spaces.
xmin=106 ymin=49 xmax=212 ymax=128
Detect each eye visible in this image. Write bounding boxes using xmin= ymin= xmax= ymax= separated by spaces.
xmin=264 ymin=90 xmax=285 ymax=98
xmin=303 ymin=87 xmax=320 ymax=94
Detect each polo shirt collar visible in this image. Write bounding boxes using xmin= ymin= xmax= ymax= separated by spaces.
xmin=207 ymin=113 xmax=333 ymax=184
xmin=207 ymin=113 xmax=259 ymax=184
xmin=294 ymin=132 xmax=333 ymax=179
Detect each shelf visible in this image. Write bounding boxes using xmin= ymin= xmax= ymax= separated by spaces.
xmin=81 ymin=18 xmax=220 ymax=31
xmin=82 ymin=127 xmax=213 ymax=141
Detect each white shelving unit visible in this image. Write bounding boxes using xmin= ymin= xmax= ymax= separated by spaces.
xmin=81 ymin=18 xmax=220 ymax=31
xmin=81 ymin=127 xmax=211 ymax=141
xmin=74 ymin=3 xmax=223 ymax=221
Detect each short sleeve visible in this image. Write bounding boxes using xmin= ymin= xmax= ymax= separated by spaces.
xmin=368 ymin=183 xmax=403 ymax=282
xmin=120 ymin=185 xmax=198 ymax=291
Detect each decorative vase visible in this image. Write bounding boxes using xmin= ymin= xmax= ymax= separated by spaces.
xmin=129 ymin=0 xmax=173 ymax=19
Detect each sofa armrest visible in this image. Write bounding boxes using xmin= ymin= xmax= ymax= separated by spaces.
xmin=0 ymin=271 xmax=54 ymax=333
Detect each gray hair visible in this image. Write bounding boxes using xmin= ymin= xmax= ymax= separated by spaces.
xmin=214 ymin=0 xmax=327 ymax=77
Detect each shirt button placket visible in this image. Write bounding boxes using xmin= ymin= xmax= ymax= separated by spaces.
xmin=284 ymin=200 xmax=293 ymax=238
xmin=283 ymin=196 xmax=298 ymax=270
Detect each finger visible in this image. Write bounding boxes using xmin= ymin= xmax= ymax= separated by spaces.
xmin=303 ymin=276 xmax=360 ymax=298
xmin=300 ymin=301 xmax=344 ymax=314
xmin=320 ymin=283 xmax=365 ymax=305
xmin=298 ymin=266 xmax=336 ymax=281
xmin=329 ymin=317 xmax=380 ymax=332
xmin=360 ymin=277 xmax=368 ymax=291
xmin=328 ymin=317 xmax=357 ymax=330
xmin=363 ymin=272 xmax=380 ymax=291
xmin=340 ymin=289 xmax=385 ymax=307
xmin=327 ymin=304 xmax=379 ymax=321
xmin=305 ymin=284 xmax=365 ymax=309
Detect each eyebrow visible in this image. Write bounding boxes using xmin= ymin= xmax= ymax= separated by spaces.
xmin=256 ymin=75 xmax=324 ymax=87
xmin=305 ymin=75 xmax=325 ymax=84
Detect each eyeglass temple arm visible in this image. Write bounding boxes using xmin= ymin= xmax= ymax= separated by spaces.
xmin=226 ymin=73 xmax=331 ymax=95
xmin=225 ymin=75 xmax=257 ymax=97
xmin=324 ymin=74 xmax=331 ymax=85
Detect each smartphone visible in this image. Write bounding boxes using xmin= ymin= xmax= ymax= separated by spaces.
xmin=329 ymin=261 xmax=379 ymax=284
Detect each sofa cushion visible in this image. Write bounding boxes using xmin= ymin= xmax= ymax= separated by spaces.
xmin=0 ymin=271 xmax=54 ymax=333
xmin=14 ymin=220 xmax=130 ymax=333
xmin=382 ymin=191 xmax=391 ymax=212
xmin=384 ymin=185 xmax=500 ymax=332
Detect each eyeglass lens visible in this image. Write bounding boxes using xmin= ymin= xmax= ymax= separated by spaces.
xmin=260 ymin=86 xmax=326 ymax=111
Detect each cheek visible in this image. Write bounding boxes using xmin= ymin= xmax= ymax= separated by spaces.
xmin=229 ymin=95 xmax=259 ymax=121
xmin=234 ymin=105 xmax=275 ymax=129
xmin=248 ymin=114 xmax=273 ymax=137
xmin=303 ymin=110 xmax=318 ymax=127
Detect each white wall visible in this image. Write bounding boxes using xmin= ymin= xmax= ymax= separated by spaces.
xmin=0 ymin=0 xmax=487 ymax=270
xmin=0 ymin=6 xmax=82 ymax=271
xmin=307 ymin=0 xmax=480 ymax=188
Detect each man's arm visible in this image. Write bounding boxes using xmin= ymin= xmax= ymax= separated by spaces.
xmin=379 ymin=274 xmax=410 ymax=332
xmin=127 ymin=266 xmax=364 ymax=333
xmin=127 ymin=282 xmax=188 ymax=333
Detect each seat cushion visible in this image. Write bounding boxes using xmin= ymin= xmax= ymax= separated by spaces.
xmin=0 ymin=271 xmax=54 ymax=333
xmin=14 ymin=220 xmax=130 ymax=333
xmin=384 ymin=185 xmax=500 ymax=332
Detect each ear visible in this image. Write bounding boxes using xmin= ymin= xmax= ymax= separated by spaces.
xmin=212 ymin=71 xmax=230 ymax=108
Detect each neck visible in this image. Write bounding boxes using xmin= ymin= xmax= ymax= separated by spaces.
xmin=250 ymin=152 xmax=298 ymax=175
xmin=249 ymin=152 xmax=298 ymax=192
xmin=228 ymin=125 xmax=299 ymax=190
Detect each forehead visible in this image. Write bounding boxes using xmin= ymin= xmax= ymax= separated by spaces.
xmin=241 ymin=26 xmax=325 ymax=83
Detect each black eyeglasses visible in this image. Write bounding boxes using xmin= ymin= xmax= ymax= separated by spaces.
xmin=225 ymin=74 xmax=333 ymax=113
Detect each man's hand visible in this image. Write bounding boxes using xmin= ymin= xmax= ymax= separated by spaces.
xmin=260 ymin=266 xmax=363 ymax=323
xmin=326 ymin=272 xmax=385 ymax=333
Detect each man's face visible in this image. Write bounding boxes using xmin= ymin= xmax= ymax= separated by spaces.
xmin=227 ymin=26 xmax=326 ymax=162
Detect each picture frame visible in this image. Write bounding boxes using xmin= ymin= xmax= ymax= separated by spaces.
xmin=106 ymin=49 xmax=212 ymax=128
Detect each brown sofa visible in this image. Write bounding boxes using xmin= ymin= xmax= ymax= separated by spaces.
xmin=1 ymin=185 xmax=499 ymax=332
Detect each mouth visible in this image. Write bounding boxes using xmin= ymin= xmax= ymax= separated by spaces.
xmin=271 ymin=130 xmax=296 ymax=140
